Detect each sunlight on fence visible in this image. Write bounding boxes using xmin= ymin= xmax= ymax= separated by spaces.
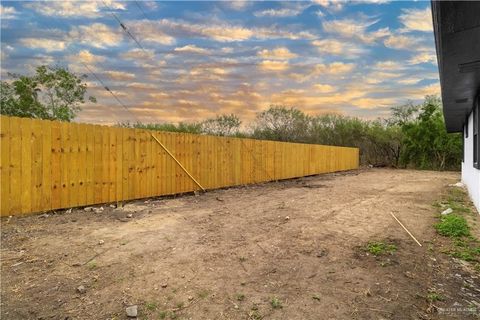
xmin=0 ymin=115 xmax=359 ymax=216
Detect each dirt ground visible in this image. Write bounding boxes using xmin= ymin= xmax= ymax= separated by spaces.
xmin=1 ymin=168 xmax=479 ymax=320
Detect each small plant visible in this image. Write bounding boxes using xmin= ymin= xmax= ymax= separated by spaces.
xmin=236 ymin=293 xmax=246 ymax=301
xmin=270 ymin=297 xmax=282 ymax=309
xmin=239 ymin=256 xmax=247 ymax=262
xmin=87 ymin=260 xmax=97 ymax=270
xmin=158 ymin=310 xmax=168 ymax=319
xmin=248 ymin=305 xmax=262 ymax=320
xmin=175 ymin=301 xmax=184 ymax=309
xmin=312 ymin=294 xmax=321 ymax=301
xmin=366 ymin=241 xmax=397 ymax=256
xmin=435 ymin=214 xmax=470 ymax=237
xmin=145 ymin=301 xmax=157 ymax=311
xmin=197 ymin=289 xmax=209 ymax=299
xmin=427 ymin=291 xmax=443 ymax=302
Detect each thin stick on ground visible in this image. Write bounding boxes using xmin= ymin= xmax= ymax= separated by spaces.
xmin=390 ymin=212 xmax=422 ymax=247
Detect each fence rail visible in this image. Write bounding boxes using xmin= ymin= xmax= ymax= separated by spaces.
xmin=0 ymin=115 xmax=359 ymax=216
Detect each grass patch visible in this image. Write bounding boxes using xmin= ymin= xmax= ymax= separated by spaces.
xmin=248 ymin=305 xmax=262 ymax=320
xmin=197 ymin=289 xmax=209 ymax=299
xmin=435 ymin=214 xmax=470 ymax=237
xmin=434 ymin=187 xmax=480 ymax=264
xmin=427 ymin=291 xmax=443 ymax=302
xmin=365 ymin=241 xmax=397 ymax=256
xmin=87 ymin=260 xmax=97 ymax=270
xmin=235 ymin=293 xmax=246 ymax=301
xmin=145 ymin=301 xmax=157 ymax=311
xmin=270 ymin=297 xmax=282 ymax=309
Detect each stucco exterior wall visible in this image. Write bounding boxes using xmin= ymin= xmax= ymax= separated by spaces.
xmin=462 ymin=111 xmax=480 ymax=213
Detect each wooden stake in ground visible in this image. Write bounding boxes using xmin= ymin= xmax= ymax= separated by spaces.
xmin=390 ymin=212 xmax=422 ymax=247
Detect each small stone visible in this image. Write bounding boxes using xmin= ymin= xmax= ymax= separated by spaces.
xmin=441 ymin=208 xmax=453 ymax=215
xmin=76 ymin=285 xmax=86 ymax=294
xmin=39 ymin=214 xmax=49 ymax=218
xmin=109 ymin=204 xmax=116 ymax=208
xmin=126 ymin=305 xmax=138 ymax=318
xmin=98 ymin=240 xmax=105 ymax=245
xmin=93 ymin=207 xmax=104 ymax=214
xmin=126 ymin=213 xmax=133 ymax=218
xmin=188 ymin=296 xmax=193 ymax=301
xmin=84 ymin=207 xmax=93 ymax=212
xmin=66 ymin=208 xmax=72 ymax=214
xmin=161 ymin=283 xmax=168 ymax=288
xmin=285 ymin=216 xmax=290 ymax=220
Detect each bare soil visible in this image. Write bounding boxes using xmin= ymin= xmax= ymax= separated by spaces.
xmin=1 ymin=168 xmax=479 ymax=320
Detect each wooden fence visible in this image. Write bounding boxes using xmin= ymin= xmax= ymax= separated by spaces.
xmin=0 ymin=115 xmax=359 ymax=216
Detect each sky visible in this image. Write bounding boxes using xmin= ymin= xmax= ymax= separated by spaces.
xmin=0 ymin=0 xmax=440 ymax=125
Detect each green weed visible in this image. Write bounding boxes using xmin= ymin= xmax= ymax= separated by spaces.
xmin=270 ymin=297 xmax=282 ymax=309
xmin=435 ymin=214 xmax=470 ymax=237
xmin=366 ymin=241 xmax=397 ymax=256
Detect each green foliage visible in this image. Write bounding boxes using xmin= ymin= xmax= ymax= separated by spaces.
xmin=252 ymin=106 xmax=310 ymax=142
xmin=435 ymin=214 xmax=470 ymax=237
xmin=0 ymin=65 xmax=95 ymax=121
xmin=365 ymin=241 xmax=397 ymax=256
xmin=201 ymin=114 xmax=241 ymax=136
xmin=399 ymin=96 xmax=462 ymax=170
xmin=269 ymin=297 xmax=282 ymax=309
xmin=120 ymin=121 xmax=203 ymax=134
xmin=115 ymin=95 xmax=461 ymax=171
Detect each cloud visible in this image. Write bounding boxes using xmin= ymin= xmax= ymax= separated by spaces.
xmin=314 ymin=62 xmax=355 ymax=75
xmin=322 ymin=17 xmax=390 ymax=44
xmin=311 ymin=39 xmax=366 ymax=58
xmin=254 ymin=3 xmax=309 ymax=18
xmin=105 ymin=70 xmax=136 ymax=81
xmin=408 ymin=52 xmax=437 ymax=65
xmin=373 ymin=60 xmax=404 ymax=71
xmin=257 ymin=47 xmax=297 ymax=60
xmin=127 ymin=19 xmax=316 ymax=44
xmin=1 ymin=4 xmax=18 ymax=19
xmin=399 ymin=7 xmax=433 ymax=32
xmin=120 ymin=48 xmax=155 ymax=60
xmin=312 ymin=0 xmax=344 ymax=12
xmin=259 ymin=60 xmax=290 ymax=72
xmin=19 ymin=38 xmax=66 ymax=52
xmin=23 ymin=0 xmax=125 ymax=18
xmin=69 ymin=23 xmax=123 ymax=48
xmin=224 ymin=1 xmax=251 ymax=11
xmin=126 ymin=20 xmax=176 ymax=45
xmin=68 ymin=49 xmax=106 ymax=64
xmin=313 ymin=84 xmax=336 ymax=93
xmin=383 ymin=34 xmax=418 ymax=50
xmin=174 ymin=44 xmax=210 ymax=54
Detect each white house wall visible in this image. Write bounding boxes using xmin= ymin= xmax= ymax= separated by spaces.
xmin=462 ymin=111 xmax=480 ymax=212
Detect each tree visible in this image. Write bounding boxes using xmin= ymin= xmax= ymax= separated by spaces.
xmin=201 ymin=114 xmax=241 ymax=136
xmin=252 ymin=105 xmax=310 ymax=142
xmin=0 ymin=65 xmax=96 ymax=121
xmin=399 ymin=95 xmax=462 ymax=170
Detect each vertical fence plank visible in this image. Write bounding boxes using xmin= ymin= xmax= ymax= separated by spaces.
xmin=1 ymin=117 xmax=11 ymax=216
xmin=77 ymin=124 xmax=87 ymax=206
xmin=85 ymin=124 xmax=95 ymax=205
xmin=20 ymin=118 xmax=32 ymax=214
xmin=9 ymin=117 xmax=22 ymax=214
xmin=41 ymin=120 xmax=52 ymax=211
xmin=51 ymin=121 xmax=62 ymax=210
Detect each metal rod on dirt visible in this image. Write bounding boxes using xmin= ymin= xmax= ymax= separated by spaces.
xmin=390 ymin=212 xmax=422 ymax=247
xmin=150 ymin=133 xmax=206 ymax=192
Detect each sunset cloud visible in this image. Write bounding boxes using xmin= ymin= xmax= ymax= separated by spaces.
xmin=69 ymin=23 xmax=123 ymax=48
xmin=257 ymin=47 xmax=297 ymax=60
xmin=3 ymin=1 xmax=440 ymax=124
xmin=19 ymin=38 xmax=66 ymax=52
xmin=258 ymin=60 xmax=290 ymax=72
xmin=174 ymin=45 xmax=210 ymax=54
xmin=398 ymin=7 xmax=433 ymax=32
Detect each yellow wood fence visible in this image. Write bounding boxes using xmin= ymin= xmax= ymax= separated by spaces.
xmin=0 ymin=115 xmax=359 ymax=216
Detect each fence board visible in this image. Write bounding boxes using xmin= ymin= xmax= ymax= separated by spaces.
xmin=0 ymin=115 xmax=359 ymax=216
